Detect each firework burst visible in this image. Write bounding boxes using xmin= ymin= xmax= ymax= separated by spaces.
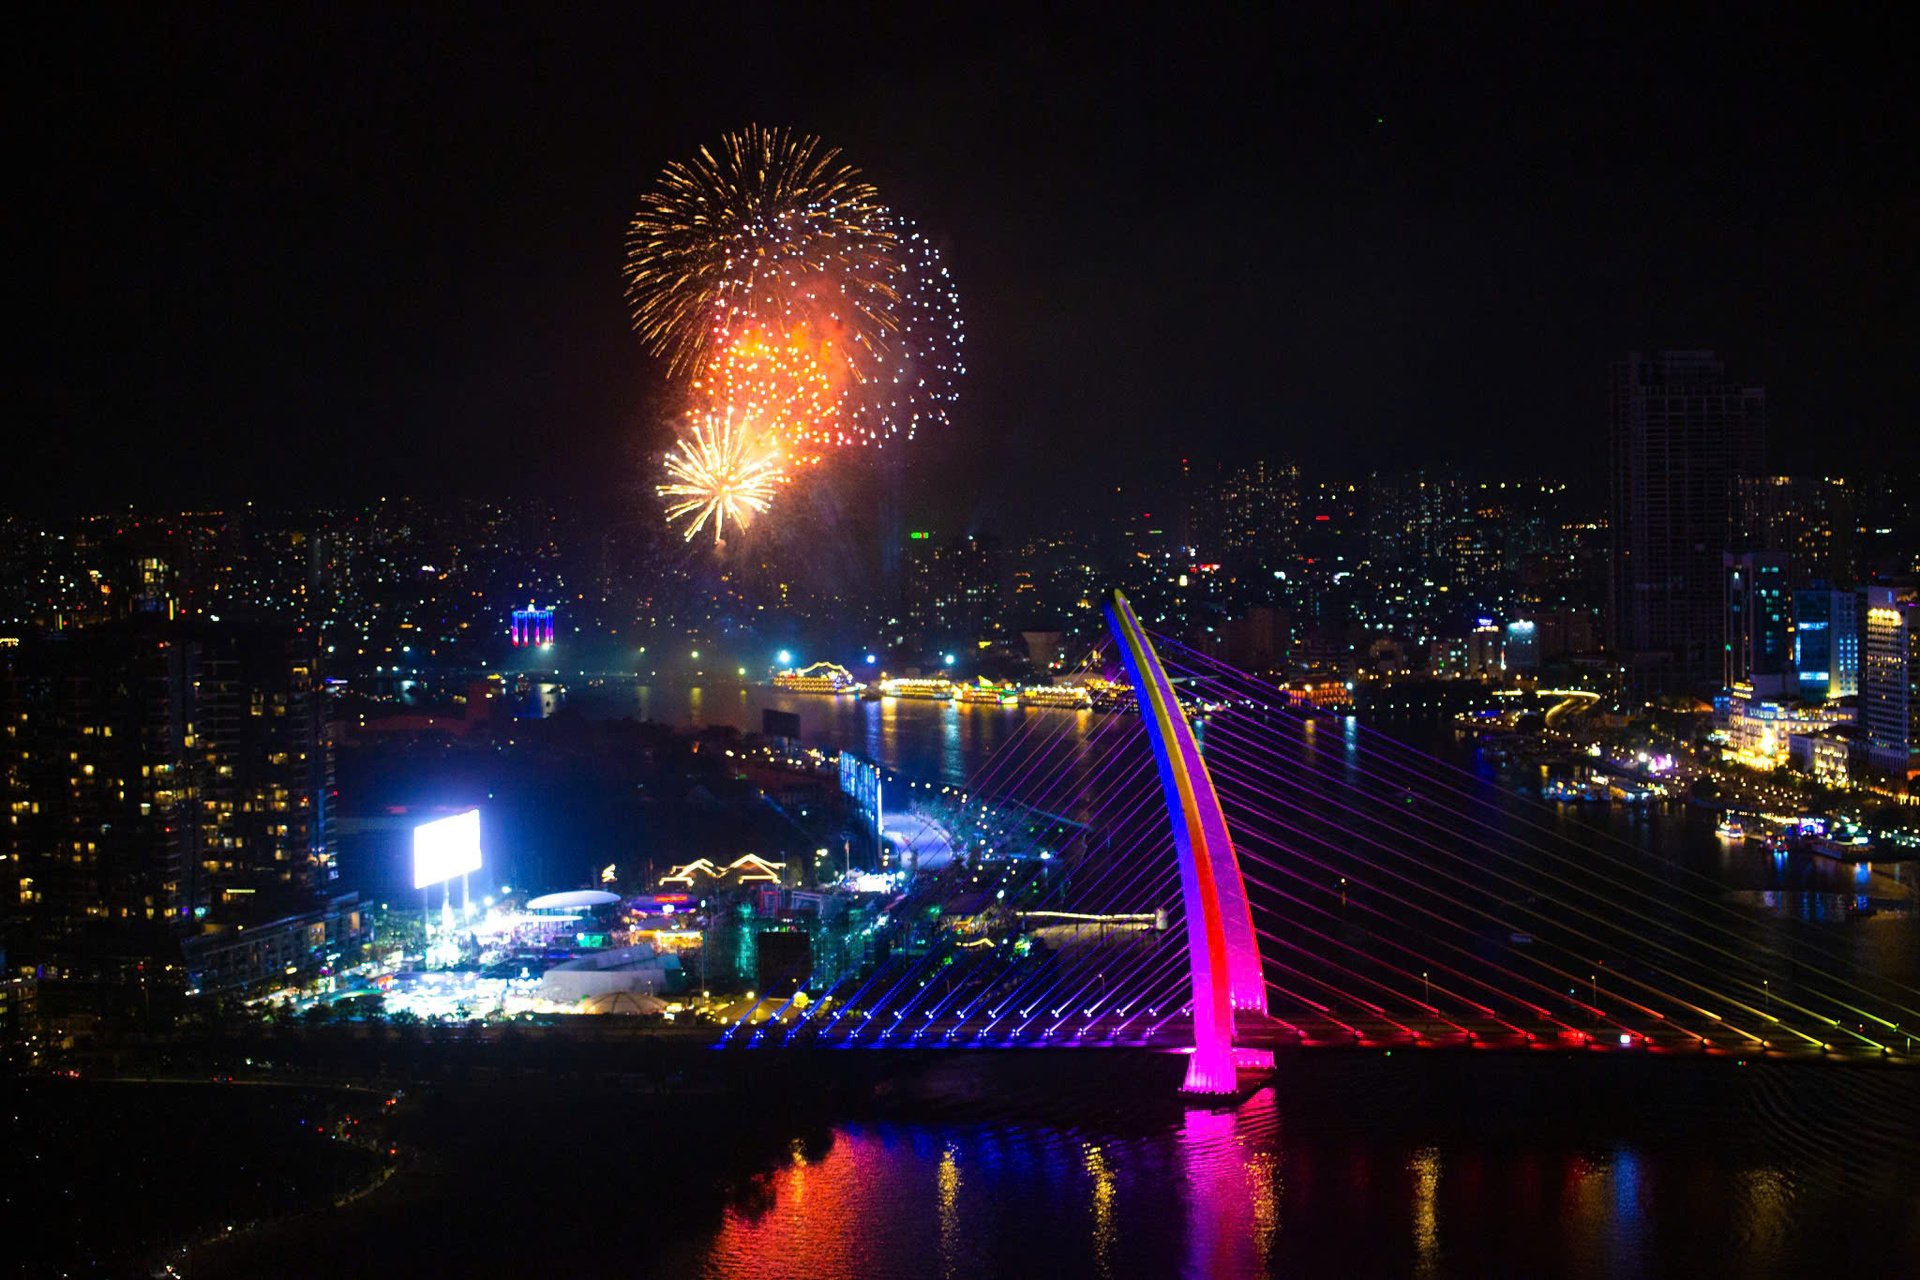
xmin=657 ymin=410 xmax=785 ymax=545
xmin=631 ymin=125 xmax=963 ymax=543
xmin=840 ymin=214 xmax=964 ymax=448
xmin=690 ymin=328 xmax=838 ymax=469
xmin=624 ymin=124 xmax=897 ymax=379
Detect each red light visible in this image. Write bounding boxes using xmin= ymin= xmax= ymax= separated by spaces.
xmin=1314 ymin=514 xmax=1331 ymax=522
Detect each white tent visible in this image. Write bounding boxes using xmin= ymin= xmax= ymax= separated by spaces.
xmin=537 ymin=943 xmax=681 ymax=1002
xmin=582 ymin=991 xmax=669 ymax=1016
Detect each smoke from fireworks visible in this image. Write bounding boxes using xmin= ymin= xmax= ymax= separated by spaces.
xmin=628 ymin=125 xmax=963 ymax=543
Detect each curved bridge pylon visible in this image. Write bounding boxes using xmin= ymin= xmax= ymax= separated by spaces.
xmin=1106 ymin=589 xmax=1274 ymax=1095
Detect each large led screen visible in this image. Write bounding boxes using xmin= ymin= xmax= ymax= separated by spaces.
xmin=412 ymin=809 xmax=482 ymax=889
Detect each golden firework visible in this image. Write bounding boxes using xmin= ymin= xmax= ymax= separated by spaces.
xmin=657 ymin=410 xmax=786 ymax=545
xmin=624 ymin=124 xmax=898 ymax=378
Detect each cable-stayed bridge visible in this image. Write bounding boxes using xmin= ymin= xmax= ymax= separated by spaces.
xmin=722 ymin=591 xmax=1918 ymax=1094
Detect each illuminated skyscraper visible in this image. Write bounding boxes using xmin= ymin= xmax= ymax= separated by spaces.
xmin=1 ymin=625 xmax=196 ymax=935
xmin=902 ymin=531 xmax=1003 ymax=647
xmin=1723 ymin=551 xmax=1791 ymax=694
xmin=1793 ymin=586 xmax=1860 ymax=702
xmin=1608 ymin=351 xmax=1767 ymax=688
xmin=1194 ymin=459 xmax=1300 ymax=566
xmin=188 ymin=626 xmax=335 ymax=915
xmin=1735 ymin=475 xmax=1857 ymax=589
xmin=1 ymin=623 xmax=333 ymax=944
xmin=1861 ymin=585 xmax=1918 ymax=782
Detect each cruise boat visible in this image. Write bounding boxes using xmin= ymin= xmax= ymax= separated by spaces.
xmin=955 ymin=681 xmax=1015 ymax=705
xmin=882 ymin=677 xmax=955 ymax=701
xmin=772 ymin=662 xmax=861 ymax=694
xmin=1020 ymin=684 xmax=1094 ymax=710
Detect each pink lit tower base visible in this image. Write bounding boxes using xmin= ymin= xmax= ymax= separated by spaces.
xmin=1107 ymin=590 xmax=1274 ymax=1095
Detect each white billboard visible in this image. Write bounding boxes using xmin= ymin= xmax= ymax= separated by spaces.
xmin=413 ymin=809 xmax=482 ymax=889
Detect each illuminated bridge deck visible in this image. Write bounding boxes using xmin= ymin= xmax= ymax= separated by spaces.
xmin=725 ymin=1011 xmax=1917 ymax=1066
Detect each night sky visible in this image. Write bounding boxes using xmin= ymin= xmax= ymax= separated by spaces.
xmin=16 ymin=6 xmax=1916 ymax=522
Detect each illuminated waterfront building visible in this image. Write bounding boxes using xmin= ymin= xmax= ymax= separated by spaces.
xmin=1505 ymin=618 xmax=1540 ymax=672
xmin=510 ymin=605 xmax=556 ymax=647
xmin=1717 ymin=683 xmax=1853 ymax=771
xmin=1468 ymin=619 xmax=1504 ymax=675
xmin=1609 ymin=351 xmax=1767 ymax=688
xmin=1787 ymin=727 xmax=1855 ymax=788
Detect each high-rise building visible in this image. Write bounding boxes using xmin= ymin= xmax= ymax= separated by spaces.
xmin=1366 ymin=470 xmax=1465 ymax=576
xmin=1608 ymin=351 xmax=1767 ymax=688
xmin=1792 ymin=586 xmax=1860 ymax=702
xmin=1723 ymin=551 xmax=1791 ymax=694
xmin=187 ymin=627 xmax=335 ymax=917
xmin=902 ymin=532 xmax=1005 ymax=648
xmin=1860 ymin=585 xmax=1918 ymax=782
xmin=1735 ymin=475 xmax=1857 ymax=589
xmin=2 ymin=622 xmax=333 ymax=951
xmin=2 ymin=625 xmax=196 ymax=936
xmin=1194 ymin=460 xmax=1300 ymax=566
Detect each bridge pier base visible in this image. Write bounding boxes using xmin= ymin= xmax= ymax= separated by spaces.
xmin=1182 ymin=1042 xmax=1243 ymax=1096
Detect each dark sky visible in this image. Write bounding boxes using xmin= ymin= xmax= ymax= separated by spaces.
xmin=15 ymin=6 xmax=1917 ymax=521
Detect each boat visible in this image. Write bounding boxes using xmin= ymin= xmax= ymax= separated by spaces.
xmin=882 ymin=678 xmax=955 ymax=701
xmin=1019 ymin=684 xmax=1094 ymax=710
xmin=772 ymin=662 xmax=862 ymax=695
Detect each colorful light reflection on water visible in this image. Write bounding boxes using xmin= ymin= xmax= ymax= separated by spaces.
xmin=693 ymin=1058 xmax=1920 ymax=1280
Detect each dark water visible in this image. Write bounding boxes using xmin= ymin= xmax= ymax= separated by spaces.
xmin=681 ymin=1052 xmax=1919 ymax=1280
xmin=573 ymin=677 xmax=1047 ymax=786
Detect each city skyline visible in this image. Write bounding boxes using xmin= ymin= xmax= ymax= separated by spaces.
xmin=10 ymin=13 xmax=1920 ymax=1277
xmin=15 ymin=7 xmax=1919 ymax=519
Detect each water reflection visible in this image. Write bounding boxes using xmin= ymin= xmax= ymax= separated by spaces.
xmin=1083 ymin=1143 xmax=1116 ymax=1279
xmin=1735 ymin=1166 xmax=1792 ymax=1264
xmin=1181 ymin=1090 xmax=1283 ymax=1278
xmin=938 ymin=1143 xmax=962 ymax=1280
xmin=689 ymin=1054 xmax=1918 ymax=1280
xmin=1410 ymin=1146 xmax=1440 ymax=1277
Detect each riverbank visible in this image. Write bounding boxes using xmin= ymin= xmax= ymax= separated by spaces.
xmin=5 ymin=1077 xmax=395 ymax=1279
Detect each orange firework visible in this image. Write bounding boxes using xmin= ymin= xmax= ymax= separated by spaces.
xmin=691 ymin=328 xmax=840 ymax=468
